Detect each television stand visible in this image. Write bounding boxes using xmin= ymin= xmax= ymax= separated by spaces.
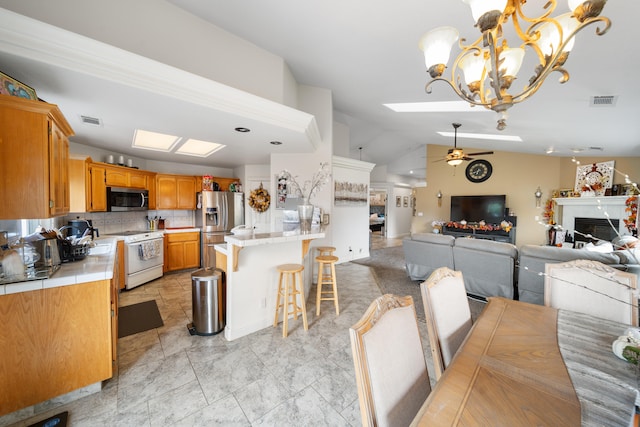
xmin=443 ymin=225 xmax=516 ymax=245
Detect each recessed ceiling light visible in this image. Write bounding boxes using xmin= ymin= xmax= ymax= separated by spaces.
xmin=383 ymin=101 xmax=490 ymax=113
xmin=437 ymin=130 xmax=522 ymax=142
xmin=132 ymin=129 xmax=181 ymax=152
xmin=235 ymin=127 xmax=251 ymax=133
xmin=175 ymin=138 xmax=225 ymax=157
xmin=270 ymin=141 xmax=282 ymax=145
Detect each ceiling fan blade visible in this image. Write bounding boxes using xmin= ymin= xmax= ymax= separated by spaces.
xmin=467 ymin=151 xmax=494 ymax=156
xmin=462 ymin=156 xmax=474 ymax=161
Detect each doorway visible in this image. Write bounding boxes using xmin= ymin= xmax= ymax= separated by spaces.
xmin=369 ymin=189 xmax=387 ymax=238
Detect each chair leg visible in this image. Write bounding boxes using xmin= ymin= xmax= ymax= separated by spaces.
xmin=273 ymin=271 xmax=283 ymax=328
xmin=297 ymin=270 xmax=308 ymax=331
xmin=331 ymin=262 xmax=339 ymax=315
xmin=282 ymin=273 xmax=290 ymax=338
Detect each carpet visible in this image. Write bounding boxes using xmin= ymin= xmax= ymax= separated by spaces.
xmin=353 ymin=246 xmax=486 ymax=322
xmin=118 ymin=300 xmax=164 ymax=338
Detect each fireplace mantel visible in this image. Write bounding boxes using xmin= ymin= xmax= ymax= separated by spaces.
xmin=553 ymin=196 xmax=630 ymax=237
xmin=553 ymin=195 xmax=628 ymax=207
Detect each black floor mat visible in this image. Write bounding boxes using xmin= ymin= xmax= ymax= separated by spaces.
xmin=118 ymin=300 xmax=164 ymax=338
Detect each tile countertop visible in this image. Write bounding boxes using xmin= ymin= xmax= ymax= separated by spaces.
xmin=0 ymin=237 xmax=118 ymax=296
xmin=162 ymin=227 xmax=200 ymax=233
xmin=224 ymin=229 xmax=325 ymax=247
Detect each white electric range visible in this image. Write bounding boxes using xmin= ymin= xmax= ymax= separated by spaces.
xmin=105 ymin=231 xmax=164 ymax=289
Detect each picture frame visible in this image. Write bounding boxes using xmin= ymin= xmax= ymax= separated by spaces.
xmin=403 ymin=196 xmax=409 ymax=207
xmin=0 ymin=71 xmax=37 ymax=100
xmin=558 ymin=188 xmax=573 ymax=198
xmin=396 ymin=196 xmax=401 ymax=207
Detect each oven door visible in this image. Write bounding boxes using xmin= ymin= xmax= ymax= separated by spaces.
xmin=124 ymin=237 xmax=164 ymax=289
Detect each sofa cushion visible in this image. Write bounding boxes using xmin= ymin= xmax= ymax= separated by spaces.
xmin=518 ymin=245 xmax=623 ymax=305
xmin=452 ymin=238 xmax=518 ymax=299
xmin=411 ymin=233 xmax=455 ymax=246
xmin=403 ymin=236 xmax=455 ymax=281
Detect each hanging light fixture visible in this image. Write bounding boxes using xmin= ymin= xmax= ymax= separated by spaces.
xmin=419 ymin=0 xmax=610 ymax=130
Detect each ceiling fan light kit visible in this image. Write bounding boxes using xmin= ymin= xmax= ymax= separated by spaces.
xmin=419 ymin=0 xmax=610 ymax=130
xmin=443 ymin=123 xmax=494 ymax=167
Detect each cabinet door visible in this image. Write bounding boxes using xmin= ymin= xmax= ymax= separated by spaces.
xmin=157 ymin=175 xmax=177 ymax=209
xmin=183 ymin=238 xmax=200 ymax=269
xmin=49 ymin=121 xmax=70 ymax=216
xmin=176 ymin=176 xmax=196 ymax=209
xmin=166 ymin=241 xmax=185 ymax=271
xmin=89 ymin=165 xmax=108 ymax=212
xmin=128 ymin=170 xmax=147 ymax=189
xmin=105 ymin=166 xmax=128 ymax=187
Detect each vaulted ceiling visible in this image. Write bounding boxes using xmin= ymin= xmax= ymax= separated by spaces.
xmin=0 ymin=1 xmax=638 ymax=180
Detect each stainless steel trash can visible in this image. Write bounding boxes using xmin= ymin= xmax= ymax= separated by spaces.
xmin=188 ymin=268 xmax=225 ymax=336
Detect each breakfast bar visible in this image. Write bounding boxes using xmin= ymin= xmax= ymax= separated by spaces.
xmin=217 ymin=229 xmax=325 ymax=341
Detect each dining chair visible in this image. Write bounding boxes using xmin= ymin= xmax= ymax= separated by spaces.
xmin=349 ymin=294 xmax=431 ymax=427
xmin=420 ymin=267 xmax=473 ymax=380
xmin=544 ymin=259 xmax=638 ymax=326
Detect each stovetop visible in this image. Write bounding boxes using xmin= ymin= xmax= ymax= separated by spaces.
xmin=103 ymin=230 xmax=164 ymax=243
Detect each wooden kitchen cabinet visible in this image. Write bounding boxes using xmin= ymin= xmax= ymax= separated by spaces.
xmin=69 ymin=158 xmax=107 ymax=212
xmin=156 ymin=174 xmax=197 ymax=210
xmin=0 ymin=96 xmax=74 ymax=219
xmin=0 ymin=280 xmax=113 ymax=416
xmin=104 ymin=163 xmax=154 ymax=189
xmin=165 ymin=232 xmax=200 ymax=272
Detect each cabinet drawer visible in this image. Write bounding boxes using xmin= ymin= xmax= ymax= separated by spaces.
xmin=165 ymin=232 xmax=199 ymax=243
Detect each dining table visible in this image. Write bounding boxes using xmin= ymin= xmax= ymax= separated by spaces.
xmin=411 ymin=297 xmax=639 ymax=426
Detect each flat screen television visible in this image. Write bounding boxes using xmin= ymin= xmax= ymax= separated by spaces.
xmin=450 ymin=195 xmax=506 ymax=224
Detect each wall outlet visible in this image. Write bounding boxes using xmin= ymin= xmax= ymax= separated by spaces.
xmin=348 ymin=246 xmax=352 ymax=252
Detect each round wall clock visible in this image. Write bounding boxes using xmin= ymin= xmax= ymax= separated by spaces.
xmin=465 ymin=159 xmax=493 ymax=183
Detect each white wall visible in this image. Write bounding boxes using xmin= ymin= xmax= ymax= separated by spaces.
xmin=332 ymin=157 xmax=375 ymax=262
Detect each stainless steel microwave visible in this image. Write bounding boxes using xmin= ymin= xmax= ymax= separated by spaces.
xmin=107 ymin=187 xmax=149 ymax=211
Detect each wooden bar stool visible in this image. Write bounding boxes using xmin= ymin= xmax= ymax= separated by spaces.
xmin=316 ymin=246 xmax=336 ymax=257
xmin=274 ymin=263 xmax=308 ymax=338
xmin=315 ymin=255 xmax=340 ymax=316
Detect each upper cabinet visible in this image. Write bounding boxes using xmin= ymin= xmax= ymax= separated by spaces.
xmin=0 ymin=96 xmax=73 ymax=219
xmin=156 ymin=174 xmax=197 ymax=210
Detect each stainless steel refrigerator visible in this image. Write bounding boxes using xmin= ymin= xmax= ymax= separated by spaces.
xmin=195 ymin=191 xmax=244 ymax=268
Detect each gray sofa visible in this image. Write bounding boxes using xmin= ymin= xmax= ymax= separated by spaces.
xmin=453 ymin=238 xmax=519 ymax=300
xmin=517 ymin=245 xmax=636 ymax=305
xmin=403 ymin=233 xmax=639 ymax=304
xmin=403 ymin=233 xmax=455 ymax=281
xmin=403 ymin=233 xmax=518 ymax=299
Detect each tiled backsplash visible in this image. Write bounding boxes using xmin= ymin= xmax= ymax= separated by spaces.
xmin=0 ymin=210 xmax=196 ymax=241
xmin=63 ymin=210 xmax=196 ymax=235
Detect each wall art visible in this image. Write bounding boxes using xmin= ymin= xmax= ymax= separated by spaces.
xmin=334 ymin=181 xmax=368 ymax=206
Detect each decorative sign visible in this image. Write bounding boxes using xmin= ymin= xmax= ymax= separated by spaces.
xmin=334 ymin=181 xmax=368 ymax=206
xmin=575 ymin=161 xmax=614 ymax=194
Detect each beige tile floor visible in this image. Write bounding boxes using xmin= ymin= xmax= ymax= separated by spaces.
xmin=5 ymin=235 xmax=421 ymax=427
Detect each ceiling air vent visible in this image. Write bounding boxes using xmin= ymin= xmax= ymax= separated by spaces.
xmin=590 ymin=95 xmax=617 ymax=107
xmin=80 ymin=115 xmax=102 ymax=126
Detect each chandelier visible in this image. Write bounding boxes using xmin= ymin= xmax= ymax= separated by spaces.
xmin=419 ymin=0 xmax=610 ymax=130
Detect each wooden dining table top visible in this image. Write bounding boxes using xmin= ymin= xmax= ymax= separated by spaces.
xmin=412 ymin=297 xmax=582 ymax=426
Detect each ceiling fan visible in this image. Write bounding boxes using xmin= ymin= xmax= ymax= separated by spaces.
xmin=440 ymin=123 xmax=494 ymax=166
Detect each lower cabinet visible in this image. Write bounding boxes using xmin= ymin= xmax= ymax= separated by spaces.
xmin=165 ymin=232 xmax=201 ymax=272
xmin=0 ymin=280 xmax=113 ymax=417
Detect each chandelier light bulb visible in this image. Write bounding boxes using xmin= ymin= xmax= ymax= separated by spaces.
xmin=536 ymin=13 xmax=579 ymax=57
xmin=419 ymin=26 xmax=459 ymax=78
xmin=459 ymin=50 xmax=488 ymax=88
xmin=463 ymin=0 xmax=508 ymax=31
xmin=419 ymin=0 xmax=610 ymax=130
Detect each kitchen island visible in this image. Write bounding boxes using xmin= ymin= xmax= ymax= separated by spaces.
xmin=216 ymin=229 xmax=325 ymax=341
xmin=0 ymin=238 xmax=118 ymax=417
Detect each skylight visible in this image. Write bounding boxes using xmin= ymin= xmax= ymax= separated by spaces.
xmin=383 ymin=101 xmax=491 ymax=113
xmin=132 ymin=129 xmax=181 ymax=152
xmin=132 ymin=129 xmax=226 ymax=157
xmin=437 ymin=130 xmax=522 ymax=142
xmin=175 ymin=138 xmax=225 ymax=157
